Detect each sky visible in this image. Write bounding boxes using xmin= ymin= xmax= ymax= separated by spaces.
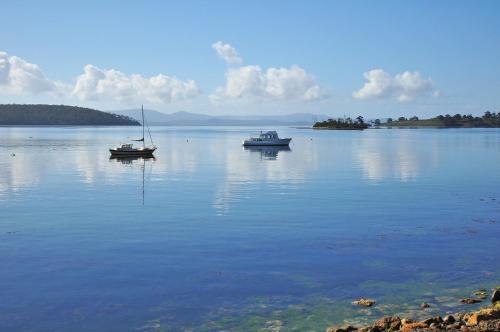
xmin=1 ymin=0 xmax=500 ymax=118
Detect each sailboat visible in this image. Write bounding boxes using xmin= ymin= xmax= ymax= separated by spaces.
xmin=109 ymin=105 xmax=156 ymax=157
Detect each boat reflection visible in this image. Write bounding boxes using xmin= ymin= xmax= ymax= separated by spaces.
xmin=109 ymin=155 xmax=155 ymax=205
xmin=243 ymin=145 xmax=291 ymax=160
xmin=109 ymin=155 xmax=156 ymax=165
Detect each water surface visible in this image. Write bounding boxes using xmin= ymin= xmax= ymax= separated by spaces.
xmin=1 ymin=126 xmax=499 ymax=331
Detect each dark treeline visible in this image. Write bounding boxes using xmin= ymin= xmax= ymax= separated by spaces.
xmin=0 ymin=104 xmax=140 ymax=126
xmin=384 ymin=111 xmax=500 ymax=127
xmin=313 ymin=116 xmax=369 ymax=130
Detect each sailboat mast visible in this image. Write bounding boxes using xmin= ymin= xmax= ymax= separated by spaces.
xmin=141 ymin=105 xmax=145 ymax=148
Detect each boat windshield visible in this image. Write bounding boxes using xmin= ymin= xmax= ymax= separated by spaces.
xmin=259 ymin=132 xmax=278 ymax=139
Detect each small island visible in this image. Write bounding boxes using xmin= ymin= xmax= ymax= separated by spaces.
xmin=313 ymin=116 xmax=369 ymax=130
xmin=0 ymin=104 xmax=140 ymax=126
xmin=382 ymin=111 xmax=500 ymax=128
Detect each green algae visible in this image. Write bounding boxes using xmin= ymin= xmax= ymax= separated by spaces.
xmin=193 ymin=275 xmax=500 ymax=331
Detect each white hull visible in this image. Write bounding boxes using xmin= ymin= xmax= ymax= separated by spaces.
xmin=243 ymin=138 xmax=291 ymax=146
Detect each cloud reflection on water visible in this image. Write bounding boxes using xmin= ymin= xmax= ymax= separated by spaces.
xmin=0 ymin=128 xmax=444 ymax=205
xmin=213 ymin=140 xmax=319 ymax=214
xmin=355 ymin=131 xmax=439 ymax=182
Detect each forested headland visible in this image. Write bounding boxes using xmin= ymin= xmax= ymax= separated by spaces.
xmin=0 ymin=104 xmax=140 ymax=126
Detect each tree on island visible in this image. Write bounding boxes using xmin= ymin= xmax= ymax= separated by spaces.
xmin=384 ymin=111 xmax=500 ymax=128
xmin=313 ymin=116 xmax=369 ymax=130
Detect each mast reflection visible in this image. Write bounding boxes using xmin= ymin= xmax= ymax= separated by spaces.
xmin=109 ymin=156 xmax=155 ymax=205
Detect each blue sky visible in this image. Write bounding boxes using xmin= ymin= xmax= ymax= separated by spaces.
xmin=1 ymin=0 xmax=499 ymax=117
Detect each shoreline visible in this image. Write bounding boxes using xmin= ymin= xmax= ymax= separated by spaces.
xmin=326 ymin=290 xmax=500 ymax=332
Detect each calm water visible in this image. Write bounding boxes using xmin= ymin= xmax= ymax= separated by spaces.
xmin=1 ymin=126 xmax=499 ymax=331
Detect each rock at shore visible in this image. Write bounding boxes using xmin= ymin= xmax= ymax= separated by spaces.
xmin=467 ymin=307 xmax=500 ymax=325
xmin=373 ymin=316 xmax=401 ymax=330
xmin=352 ymin=298 xmax=376 ymax=307
xmin=443 ymin=314 xmax=456 ymax=324
xmin=325 ymin=305 xmax=500 ymax=332
xmin=492 ymin=289 xmax=500 ymax=303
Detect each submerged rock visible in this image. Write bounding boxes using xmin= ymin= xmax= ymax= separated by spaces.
xmin=474 ymin=289 xmax=488 ymax=299
xmin=461 ymin=298 xmax=482 ymax=304
xmin=264 ymin=319 xmax=283 ymax=331
xmin=352 ymin=298 xmax=376 ymax=307
xmin=325 ymin=326 xmax=357 ymax=332
xmin=420 ymin=302 xmax=431 ymax=309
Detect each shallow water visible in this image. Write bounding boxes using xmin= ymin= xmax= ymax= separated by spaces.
xmin=0 ymin=126 xmax=499 ymax=331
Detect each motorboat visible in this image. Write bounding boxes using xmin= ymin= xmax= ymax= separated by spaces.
xmin=110 ymin=105 xmax=156 ymax=157
xmin=243 ymin=131 xmax=291 ymax=146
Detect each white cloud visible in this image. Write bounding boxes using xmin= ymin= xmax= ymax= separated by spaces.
xmin=0 ymin=51 xmax=65 ymax=94
xmin=210 ymin=65 xmax=326 ymax=103
xmin=72 ymin=64 xmax=201 ymax=104
xmin=353 ymin=69 xmax=438 ymax=102
xmin=0 ymin=51 xmax=200 ymax=105
xmin=211 ymin=41 xmax=242 ymax=64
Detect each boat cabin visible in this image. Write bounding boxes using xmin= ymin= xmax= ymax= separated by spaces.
xmin=116 ymin=143 xmax=136 ymax=150
xmin=259 ymin=131 xmax=279 ymax=140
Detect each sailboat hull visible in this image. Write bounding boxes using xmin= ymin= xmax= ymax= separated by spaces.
xmin=109 ymin=147 xmax=156 ymax=156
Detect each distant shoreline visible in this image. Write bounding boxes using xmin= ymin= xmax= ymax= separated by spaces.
xmin=382 ymin=112 xmax=500 ymax=128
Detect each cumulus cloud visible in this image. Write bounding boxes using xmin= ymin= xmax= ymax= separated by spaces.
xmin=72 ymin=64 xmax=201 ymax=104
xmin=212 ymin=41 xmax=242 ymax=64
xmin=0 ymin=51 xmax=200 ymax=104
xmin=353 ymin=69 xmax=438 ymax=102
xmin=0 ymin=51 xmax=64 ymax=94
xmin=210 ymin=65 xmax=326 ymax=103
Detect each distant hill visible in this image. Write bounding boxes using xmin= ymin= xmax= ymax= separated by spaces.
xmin=112 ymin=109 xmax=330 ymax=126
xmin=0 ymin=104 xmax=139 ymax=126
